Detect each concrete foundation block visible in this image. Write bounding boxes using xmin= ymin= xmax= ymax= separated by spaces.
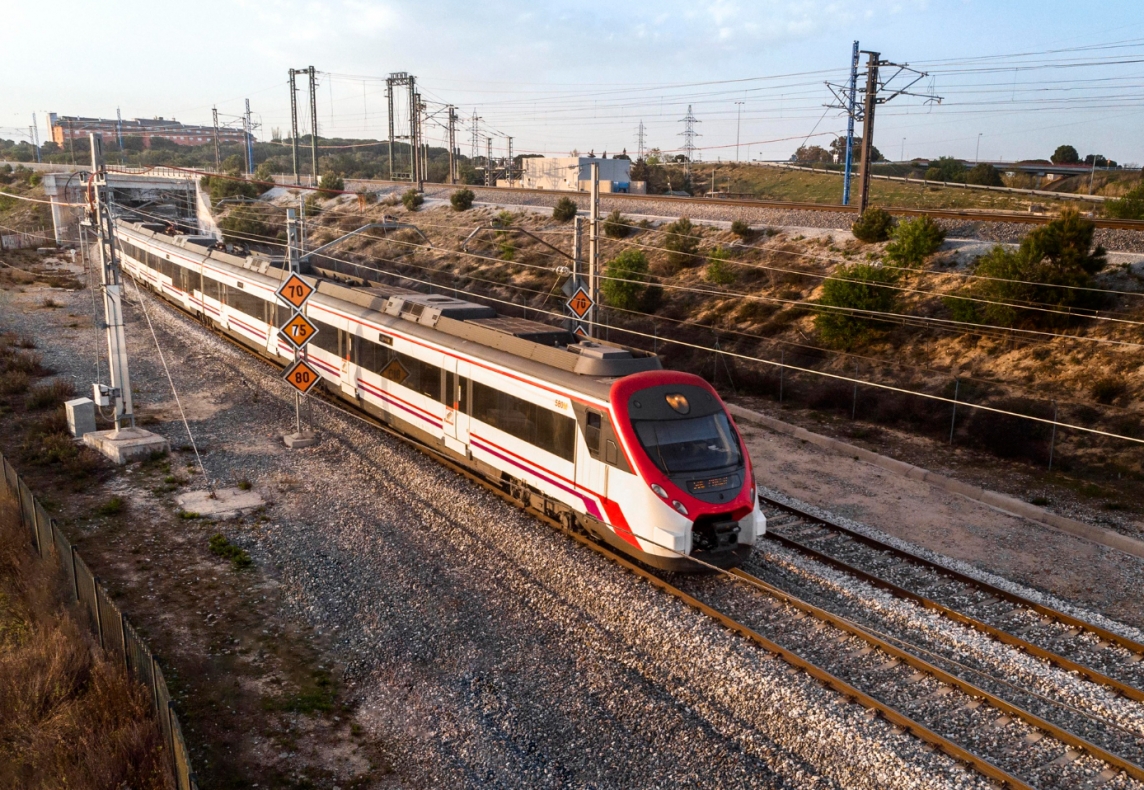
xmin=83 ymin=427 xmax=169 ymax=465
xmin=283 ymin=431 xmax=320 ymax=449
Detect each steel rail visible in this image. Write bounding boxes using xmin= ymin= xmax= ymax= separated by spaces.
xmin=760 ymin=495 xmax=1144 ymax=661
xmin=761 ymin=527 xmax=1144 ymax=704
xmin=728 ymin=566 xmax=1144 ymax=785
xmin=127 ymin=279 xmax=1034 ymax=789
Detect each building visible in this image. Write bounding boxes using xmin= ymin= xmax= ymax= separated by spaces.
xmin=49 ymin=113 xmax=250 ymax=149
xmin=517 ymin=156 xmax=644 ymax=193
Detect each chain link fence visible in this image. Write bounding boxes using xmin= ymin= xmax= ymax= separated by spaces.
xmin=0 ymin=451 xmax=198 ymax=790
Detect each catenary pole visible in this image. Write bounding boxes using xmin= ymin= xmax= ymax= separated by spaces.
xmin=308 ymin=66 xmax=319 ymax=186
xmin=856 ymin=50 xmax=880 ymax=214
xmin=842 ymin=40 xmax=859 ymax=206
xmin=589 ymin=162 xmax=600 ymax=339
xmin=289 ymin=69 xmax=300 ymax=185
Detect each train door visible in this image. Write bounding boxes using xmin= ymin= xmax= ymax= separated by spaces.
xmin=340 ymin=330 xmax=358 ymax=398
xmin=575 ymin=407 xmax=608 ymax=502
xmin=264 ymin=300 xmax=280 ymax=356
xmin=443 ymin=359 xmax=470 ymax=457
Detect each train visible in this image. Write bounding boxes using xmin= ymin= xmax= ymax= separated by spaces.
xmin=112 ymin=220 xmax=765 ymax=571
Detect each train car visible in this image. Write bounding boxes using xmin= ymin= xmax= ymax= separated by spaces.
xmin=113 ymin=220 xmax=765 ymax=570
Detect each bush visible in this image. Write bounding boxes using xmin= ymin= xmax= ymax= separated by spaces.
xmin=924 ymin=156 xmax=966 ymax=183
xmin=1091 ymin=377 xmax=1128 ymax=404
xmin=252 ymin=161 xmax=277 ymax=183
xmin=552 ymin=196 xmax=578 ymax=222
xmin=663 ymin=217 xmax=700 ymax=270
xmin=208 ymin=533 xmax=252 ymax=570
xmin=200 ymin=173 xmax=261 ymax=207
xmin=851 ymin=208 xmax=896 ymax=243
xmin=884 ymin=215 xmax=946 ymax=268
xmin=317 ymin=172 xmax=344 ymax=197
xmin=603 ymin=210 xmax=631 ymax=238
xmin=601 ymin=249 xmax=649 ymax=311
xmin=814 ymin=263 xmax=900 ymax=349
xmin=95 ymin=496 xmax=125 ymax=517
xmin=450 ymin=188 xmax=475 ymax=211
xmin=494 ymin=210 xmax=515 ymax=227
xmin=730 ymin=219 xmax=752 ymax=239
xmin=705 ymin=247 xmax=736 ymax=285
xmin=0 ymin=371 xmax=30 ymax=395
xmin=401 ymin=189 xmax=424 ymax=211
xmin=1105 ymin=182 xmax=1144 ymax=220
xmin=965 ymin=163 xmax=1004 ymax=187
xmin=25 ymin=379 xmax=75 ymax=410
xmin=219 ymin=204 xmax=279 ymax=245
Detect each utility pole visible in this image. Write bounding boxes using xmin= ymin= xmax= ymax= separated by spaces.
xmin=506 ymin=136 xmax=513 ymax=187
xmin=289 ymin=69 xmax=301 ymax=185
xmin=242 ymin=100 xmax=253 ymax=174
xmin=679 ymin=105 xmax=700 ymax=181
xmin=447 ymin=105 xmax=457 ymax=184
xmin=408 ymin=76 xmax=418 ymax=185
xmin=245 ymin=99 xmax=255 ymax=174
xmin=115 ymin=107 xmax=124 ymax=154
xmin=308 ymin=66 xmax=319 ymax=186
xmin=485 ymin=137 xmax=492 ymax=187
xmin=30 ymin=114 xmax=40 ymax=163
xmin=211 ymin=106 xmax=221 ymax=170
xmin=588 ymin=162 xmax=600 ymax=339
xmin=842 ymin=41 xmax=859 ymax=206
xmin=856 ymin=51 xmax=880 ymax=214
xmin=470 ymin=111 xmax=480 ymax=160
xmin=414 ymin=92 xmax=425 ymax=190
xmin=636 ymin=120 xmax=646 ymax=160
xmin=386 ymin=76 xmax=395 ymax=180
xmin=735 ymin=101 xmax=744 ymax=162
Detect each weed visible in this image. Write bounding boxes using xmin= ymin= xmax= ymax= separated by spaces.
xmin=237 ymin=479 xmax=252 ymax=491
xmin=552 ymin=196 xmax=578 ymax=222
xmin=25 ymin=379 xmax=75 ymax=410
xmin=730 ymin=219 xmax=752 ymax=239
xmin=450 ymin=188 xmax=474 ymax=211
xmin=1091 ymin=377 xmax=1127 ymax=405
xmin=40 ymin=296 xmax=63 ymax=308
xmin=401 ymin=189 xmax=424 ymax=211
xmin=177 ymin=510 xmax=201 ymax=520
xmin=1029 ymin=496 xmax=1051 ymax=506
xmin=0 ymin=371 xmax=30 ymax=395
xmin=208 ymin=532 xmax=252 ymax=569
xmin=95 ymin=496 xmax=125 ymax=517
xmin=603 ymin=210 xmax=631 ymax=238
xmin=851 ymin=208 xmax=896 ymax=243
xmin=261 ymin=669 xmax=335 ymax=714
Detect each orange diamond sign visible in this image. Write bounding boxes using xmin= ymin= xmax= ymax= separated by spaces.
xmin=279 ymin=312 xmax=318 ymax=350
xmin=283 ymin=359 xmax=321 ymax=394
xmin=277 ymin=273 xmax=315 ymax=310
xmin=567 ymin=287 xmax=593 ymax=319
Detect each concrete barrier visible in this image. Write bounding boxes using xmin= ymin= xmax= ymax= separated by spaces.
xmin=727 ymin=403 xmax=1144 ymax=561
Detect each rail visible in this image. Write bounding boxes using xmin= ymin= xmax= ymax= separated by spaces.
xmin=0 ymin=452 xmax=198 ymax=790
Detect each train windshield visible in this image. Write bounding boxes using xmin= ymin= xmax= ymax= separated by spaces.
xmin=633 ymin=413 xmax=742 ymax=475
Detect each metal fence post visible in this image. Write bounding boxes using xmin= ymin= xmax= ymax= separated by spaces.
xmin=121 ymin=611 xmax=130 ymax=673
xmin=92 ymin=575 xmax=105 ymax=650
xmin=70 ymin=545 xmax=81 ymax=602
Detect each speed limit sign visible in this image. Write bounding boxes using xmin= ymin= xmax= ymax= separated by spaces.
xmin=283 ymin=359 xmax=321 ymax=394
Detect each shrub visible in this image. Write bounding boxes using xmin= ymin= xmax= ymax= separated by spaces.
xmin=1091 ymin=377 xmax=1128 ymax=404
xmin=601 ymin=249 xmax=649 ymax=311
xmin=603 ymin=210 xmax=631 ymax=238
xmin=730 ymin=219 xmax=752 ymax=239
xmin=705 ymin=247 xmax=736 ymax=285
xmin=965 ymin=163 xmax=1004 ymax=187
xmin=494 ymin=210 xmax=515 ymax=228
xmin=0 ymin=371 xmax=30 ymax=395
xmin=402 ymin=189 xmax=424 ymax=211
xmin=219 ymin=204 xmax=279 ymax=244
xmin=317 ymin=172 xmax=344 ymax=197
xmin=851 ymin=208 xmax=896 ymax=243
xmin=95 ymin=496 xmax=125 ymax=517
xmin=663 ymin=217 xmax=700 ymax=270
xmin=450 ymin=188 xmax=475 ymax=211
xmin=25 ymin=379 xmax=75 ymax=410
xmin=201 ymin=173 xmax=261 ymax=207
xmin=208 ymin=533 xmax=252 ymax=569
xmin=253 ymin=161 xmax=277 ymax=182
xmin=924 ymin=156 xmax=966 ymax=183
xmin=552 ymin=196 xmax=578 ymax=222
xmin=884 ymin=215 xmax=946 ymax=268
xmin=1105 ymin=182 xmax=1144 ymax=220
xmin=814 ymin=263 xmax=900 ymax=349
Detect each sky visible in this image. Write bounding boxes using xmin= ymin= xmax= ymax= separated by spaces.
xmin=3 ymin=0 xmax=1144 ymax=165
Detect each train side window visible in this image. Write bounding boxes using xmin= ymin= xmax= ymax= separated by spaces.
xmin=585 ymin=411 xmax=602 ymax=459
xmin=459 ymin=376 xmax=470 ymax=413
xmin=606 ymin=439 xmax=619 ymax=466
xmin=445 ymin=371 xmax=456 ymax=409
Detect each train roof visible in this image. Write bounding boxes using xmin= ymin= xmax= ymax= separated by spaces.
xmin=116 ymin=221 xmax=663 ymax=402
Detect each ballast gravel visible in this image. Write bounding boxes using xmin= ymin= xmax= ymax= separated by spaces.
xmin=1 ymin=264 xmax=1000 ymax=789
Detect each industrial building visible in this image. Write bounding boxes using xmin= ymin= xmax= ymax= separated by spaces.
xmin=49 ymin=113 xmax=250 ymax=149
xmin=516 ymin=156 xmax=645 ymax=193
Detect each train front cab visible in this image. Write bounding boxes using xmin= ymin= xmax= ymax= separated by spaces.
xmin=606 ymin=371 xmax=764 ymax=572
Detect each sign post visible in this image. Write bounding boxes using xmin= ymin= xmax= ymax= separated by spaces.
xmin=276 ymin=240 xmax=320 ymax=448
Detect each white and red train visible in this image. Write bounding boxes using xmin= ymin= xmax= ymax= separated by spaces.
xmin=114 ymin=220 xmax=765 ymax=570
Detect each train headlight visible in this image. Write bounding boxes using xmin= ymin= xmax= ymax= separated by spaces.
xmin=671 ymin=500 xmax=689 ymax=516
xmin=651 ymin=484 xmax=668 ymax=499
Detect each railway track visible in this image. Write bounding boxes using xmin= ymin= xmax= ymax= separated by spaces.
xmin=129 ymin=282 xmax=1144 ymax=789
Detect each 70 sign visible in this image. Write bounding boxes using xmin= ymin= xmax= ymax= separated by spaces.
xmin=276 ymin=273 xmax=315 ymax=310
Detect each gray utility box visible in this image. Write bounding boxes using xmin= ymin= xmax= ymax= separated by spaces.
xmin=65 ymin=397 xmax=97 ymax=438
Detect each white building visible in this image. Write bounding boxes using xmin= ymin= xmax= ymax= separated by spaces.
xmin=516 ymin=156 xmax=644 ymax=193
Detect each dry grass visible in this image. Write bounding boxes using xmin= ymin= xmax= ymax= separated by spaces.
xmin=0 ymin=494 xmax=171 ymax=790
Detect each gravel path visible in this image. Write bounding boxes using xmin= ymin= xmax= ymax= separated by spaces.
xmin=0 ymin=257 xmax=1008 ymax=789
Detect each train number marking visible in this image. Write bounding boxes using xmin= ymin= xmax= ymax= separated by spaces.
xmin=279 ymin=313 xmax=319 ymax=350
xmin=283 ymin=359 xmax=321 ymax=394
xmin=276 ymin=273 xmax=315 ymax=310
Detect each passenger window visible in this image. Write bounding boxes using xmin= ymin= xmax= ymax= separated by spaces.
xmin=585 ymin=412 xmax=602 ymax=459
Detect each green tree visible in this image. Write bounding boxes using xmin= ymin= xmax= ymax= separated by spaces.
xmin=318 ymin=172 xmax=344 ymax=197
xmin=200 ymin=173 xmax=261 ymax=207
xmin=829 ymin=137 xmax=882 ymax=162
xmin=851 ymin=207 xmax=896 ymax=243
xmin=552 ymin=196 xmax=578 ymax=222
xmin=663 ymin=217 xmax=700 ymax=270
xmin=884 ymin=215 xmax=946 ymax=268
xmin=603 ymin=210 xmax=630 ymax=238
xmin=965 ymin=163 xmax=1003 ymax=187
xmin=793 ymin=145 xmax=832 ymax=164
xmin=1105 ymin=182 xmax=1144 ymax=220
xmin=704 ymin=247 xmax=736 ymax=285
xmin=402 ymin=189 xmax=424 ymax=211
xmin=730 ymin=219 xmax=752 ymax=239
xmin=1051 ymin=145 xmax=1080 ymax=165
xmin=219 ymin=204 xmax=279 ymax=245
xmin=450 ymin=188 xmax=475 ymax=211
xmin=253 ymin=161 xmax=277 ymax=183
xmin=601 ymin=249 xmax=649 ymax=310
xmin=924 ymin=156 xmax=966 ymax=183
xmin=815 ymin=264 xmax=900 ymax=349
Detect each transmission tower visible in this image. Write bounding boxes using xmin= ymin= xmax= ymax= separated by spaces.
xmin=679 ymin=105 xmax=700 ymax=179
xmin=470 ymin=111 xmax=481 ymax=160
xmin=636 ymin=120 xmax=646 ymax=160
xmin=826 ymin=51 xmax=941 ymax=212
